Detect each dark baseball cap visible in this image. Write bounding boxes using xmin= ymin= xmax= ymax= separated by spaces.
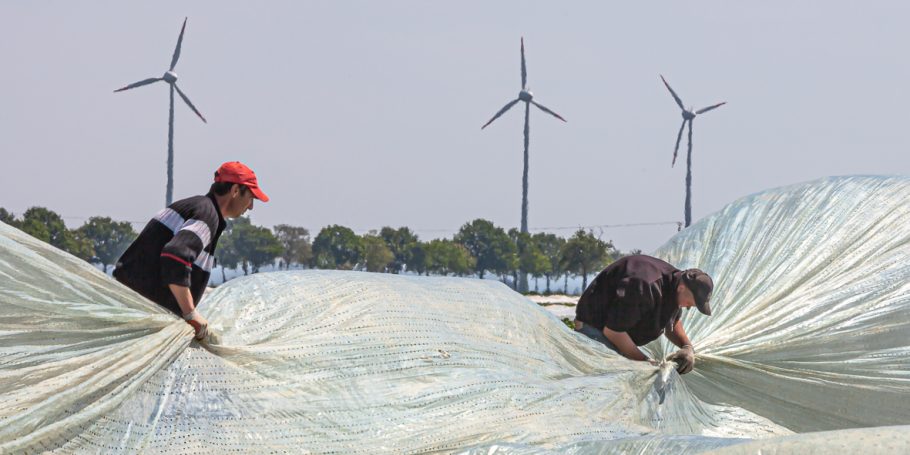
xmin=682 ymin=269 xmax=714 ymax=316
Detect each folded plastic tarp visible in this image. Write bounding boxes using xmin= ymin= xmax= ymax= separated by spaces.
xmin=1 ymin=175 xmax=908 ymax=454
xmin=651 ymin=175 xmax=910 ymax=434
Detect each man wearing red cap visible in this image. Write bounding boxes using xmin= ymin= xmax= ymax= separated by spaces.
xmin=114 ymin=162 xmax=269 ymax=339
xmin=573 ymin=255 xmax=714 ymax=374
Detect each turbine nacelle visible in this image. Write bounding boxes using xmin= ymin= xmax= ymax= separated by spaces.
xmin=480 ymin=39 xmax=565 ymax=130
xmin=682 ymin=109 xmax=696 ymax=120
xmin=163 ymin=71 xmax=178 ymax=84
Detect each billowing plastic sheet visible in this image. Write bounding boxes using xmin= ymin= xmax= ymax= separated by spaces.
xmin=1 ymin=175 xmax=909 ymax=454
xmin=650 ymin=175 xmax=910 ymax=432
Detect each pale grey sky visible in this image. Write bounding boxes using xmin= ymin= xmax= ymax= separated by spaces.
xmin=2 ymin=1 xmax=908 ymax=252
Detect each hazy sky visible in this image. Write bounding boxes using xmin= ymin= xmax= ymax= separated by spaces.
xmin=2 ymin=1 xmax=908 ymax=252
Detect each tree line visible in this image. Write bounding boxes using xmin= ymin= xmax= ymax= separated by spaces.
xmin=1 ymin=206 xmax=639 ymax=294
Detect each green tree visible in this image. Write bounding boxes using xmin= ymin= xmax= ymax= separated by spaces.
xmin=220 ymin=217 xmax=283 ymax=275
xmin=454 ymin=219 xmax=515 ymax=279
xmin=65 ymin=230 xmax=95 ymax=263
xmin=76 ymin=217 xmax=137 ymax=272
xmin=424 ymin=240 xmax=445 ymax=276
xmin=560 ymin=229 xmax=616 ymax=291
xmin=532 ymin=232 xmax=566 ymax=294
xmin=273 ymin=224 xmax=313 ymax=270
xmin=408 ymin=242 xmax=429 ymax=276
xmin=425 ymin=238 xmax=476 ymax=276
xmin=0 ymin=208 xmax=15 ymax=226
xmin=525 ymin=243 xmax=550 ymax=293
xmin=240 ymin=219 xmax=282 ymax=274
xmin=361 ymin=233 xmax=395 ymax=273
xmin=312 ymin=225 xmax=362 ymax=270
xmin=378 ymin=226 xmax=419 ymax=274
xmin=18 ymin=207 xmax=66 ymax=245
xmin=216 ymin=221 xmax=241 ymax=282
xmin=509 ymin=228 xmax=549 ymax=292
xmin=18 ymin=207 xmax=94 ymax=261
xmin=448 ymin=242 xmax=476 ymax=276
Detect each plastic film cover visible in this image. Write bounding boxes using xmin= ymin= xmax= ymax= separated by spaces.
xmin=1 ymin=175 xmax=908 ymax=453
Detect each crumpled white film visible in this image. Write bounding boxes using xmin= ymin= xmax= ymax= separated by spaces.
xmin=1 ymin=175 xmax=908 ymax=454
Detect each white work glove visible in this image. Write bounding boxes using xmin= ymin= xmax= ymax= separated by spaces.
xmin=666 ymin=344 xmax=695 ymax=374
xmin=182 ymin=309 xmax=209 ymax=340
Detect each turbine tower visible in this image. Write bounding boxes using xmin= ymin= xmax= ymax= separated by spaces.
xmin=660 ymin=75 xmax=725 ymax=228
xmin=482 ymin=37 xmax=566 ymax=292
xmin=115 ymin=18 xmax=207 ymax=207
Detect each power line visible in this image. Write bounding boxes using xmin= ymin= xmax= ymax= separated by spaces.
xmin=528 ymin=221 xmax=681 ymax=231
xmin=408 ymin=222 xmax=681 ymax=235
xmin=61 ymin=216 xmax=150 ymax=227
xmin=58 ymin=215 xmax=683 ymax=233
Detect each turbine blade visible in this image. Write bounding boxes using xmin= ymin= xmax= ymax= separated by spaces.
xmin=113 ymin=77 xmax=162 ymax=92
xmin=520 ymin=37 xmax=527 ymax=89
xmin=531 ymin=100 xmax=566 ymax=122
xmin=481 ymin=99 xmax=520 ymax=129
xmin=696 ymin=102 xmax=726 ymax=115
xmin=671 ymin=120 xmax=685 ymax=167
xmin=170 ymin=17 xmax=188 ymax=71
xmin=660 ymin=74 xmax=685 ymax=110
xmin=174 ymin=84 xmax=207 ymax=123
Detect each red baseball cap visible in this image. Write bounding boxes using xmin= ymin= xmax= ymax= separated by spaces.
xmin=213 ymin=161 xmax=270 ymax=202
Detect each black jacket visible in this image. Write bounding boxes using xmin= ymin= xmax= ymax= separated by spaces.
xmin=113 ymin=193 xmax=226 ymax=316
xmin=575 ymin=255 xmax=683 ymax=346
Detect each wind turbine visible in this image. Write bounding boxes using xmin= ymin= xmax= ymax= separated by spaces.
xmin=482 ymin=38 xmax=567 ymax=235
xmin=482 ymin=37 xmax=565 ymax=293
xmin=115 ymin=17 xmax=207 ymax=207
xmin=660 ymin=75 xmax=725 ymax=228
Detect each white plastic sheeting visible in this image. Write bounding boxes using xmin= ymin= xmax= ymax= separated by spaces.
xmin=1 ymin=175 xmax=909 ymax=454
xmin=650 ymin=175 xmax=910 ymax=432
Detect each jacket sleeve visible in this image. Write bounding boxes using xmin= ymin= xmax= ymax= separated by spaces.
xmin=603 ymin=277 xmax=656 ymax=332
xmin=160 ymin=217 xmax=213 ymax=287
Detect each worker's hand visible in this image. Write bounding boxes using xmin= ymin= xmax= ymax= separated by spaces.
xmin=182 ymin=309 xmax=209 ymax=340
xmin=666 ymin=344 xmax=695 ymax=374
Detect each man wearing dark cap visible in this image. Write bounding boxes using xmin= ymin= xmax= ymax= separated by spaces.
xmin=573 ymin=254 xmax=713 ymax=374
xmin=114 ymin=161 xmax=270 ymax=340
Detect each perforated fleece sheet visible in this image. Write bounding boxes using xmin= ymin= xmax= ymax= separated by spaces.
xmin=1 ymin=176 xmax=909 ymax=454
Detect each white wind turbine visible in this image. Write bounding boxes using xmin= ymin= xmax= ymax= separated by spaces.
xmin=115 ymin=18 xmax=207 ymax=206
xmin=482 ymin=37 xmax=566 ymax=292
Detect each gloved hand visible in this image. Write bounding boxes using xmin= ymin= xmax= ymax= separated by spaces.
xmin=666 ymin=344 xmax=695 ymax=374
xmin=182 ymin=309 xmax=209 ymax=340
